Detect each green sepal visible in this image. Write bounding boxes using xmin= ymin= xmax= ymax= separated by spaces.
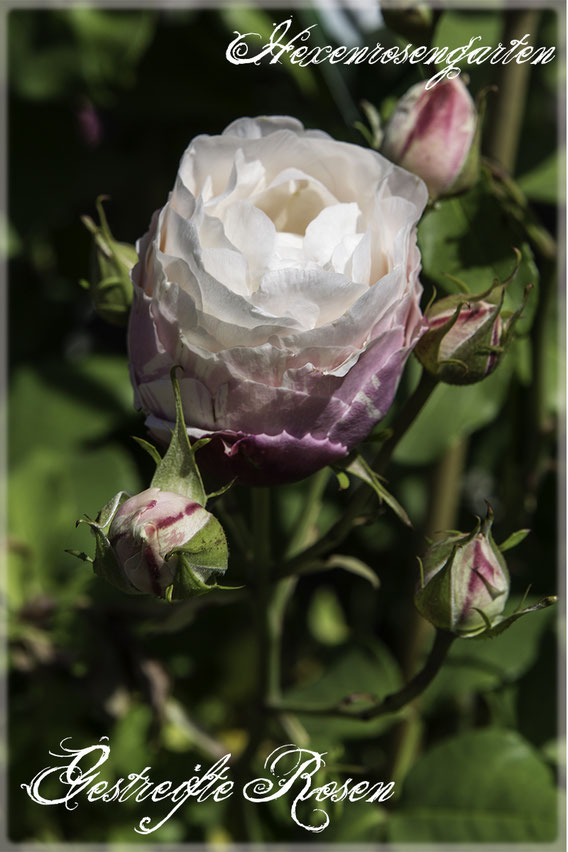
xmin=168 ymin=554 xmax=239 ymax=601
xmin=325 ymin=554 xmax=380 ymax=589
xmin=165 ymin=513 xmax=229 ymax=600
xmin=471 ymin=596 xmax=558 ymax=639
xmin=353 ymin=99 xmax=383 ymax=150
xmin=132 ymin=436 xmax=162 ymax=467
xmin=338 ymin=454 xmax=412 ymax=528
xmin=445 ymin=84 xmax=495 ymax=199
xmin=81 ymin=196 xmax=137 ymax=327
xmin=414 ymin=542 xmax=460 ymax=632
xmin=94 ymin=490 xmax=131 ymax=530
xmin=167 ymin=514 xmax=228 ymax=577
xmin=79 ymin=518 xmax=142 ymax=595
xmin=207 ymin=478 xmax=237 ymax=501
xmin=150 ymin=367 xmax=208 ymax=506
xmin=169 ymin=554 xmax=217 ymax=599
xmin=65 ymin=549 xmax=93 ymax=564
xmin=498 ymin=528 xmax=531 ymax=553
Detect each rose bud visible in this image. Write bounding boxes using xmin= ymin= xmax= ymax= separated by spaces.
xmin=415 ymin=271 xmax=530 ymax=385
xmin=68 ymin=368 xmax=232 ymax=600
xmin=381 ymin=78 xmax=479 ymax=200
xmin=128 ymin=116 xmax=428 ymax=485
xmin=74 ymin=487 xmax=229 ymax=600
xmin=415 ymin=507 xmax=510 ymax=638
xmin=106 ymin=488 xmax=228 ymax=597
xmin=80 ymin=196 xmax=137 ymax=326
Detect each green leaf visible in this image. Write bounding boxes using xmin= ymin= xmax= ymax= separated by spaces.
xmin=150 ymin=367 xmax=207 ymax=505
xmin=418 ymin=169 xmax=539 ymax=336
xmin=518 ymin=153 xmax=558 ymax=204
xmin=283 ymin=642 xmax=403 ymax=744
xmin=307 ymin=586 xmax=350 ymax=646
xmin=432 ymin=12 xmax=502 ymax=65
xmin=342 ymin=454 xmax=412 ymax=527
xmin=394 ymin=356 xmax=514 ymax=465
xmin=388 ymin=729 xmax=558 ymax=842
xmin=325 ymin=555 xmax=380 ymax=590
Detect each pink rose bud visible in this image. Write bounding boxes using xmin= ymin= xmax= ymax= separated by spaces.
xmin=415 ymin=508 xmax=510 ymax=637
xmin=415 ymin=270 xmax=531 ymax=385
xmin=382 ymin=78 xmax=479 ymax=199
xmin=102 ymin=488 xmax=228 ymax=597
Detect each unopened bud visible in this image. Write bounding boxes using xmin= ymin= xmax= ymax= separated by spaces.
xmin=415 ymin=268 xmax=530 ymax=385
xmin=415 ymin=508 xmax=509 ymax=637
xmin=107 ymin=488 xmax=227 ymax=597
xmin=382 ymin=77 xmax=478 ymax=200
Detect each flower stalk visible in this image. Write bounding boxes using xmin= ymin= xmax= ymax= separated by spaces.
xmin=266 ymin=629 xmax=455 ymax=720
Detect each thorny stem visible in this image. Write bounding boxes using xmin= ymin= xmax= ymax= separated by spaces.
xmin=266 ymin=630 xmax=455 ymax=720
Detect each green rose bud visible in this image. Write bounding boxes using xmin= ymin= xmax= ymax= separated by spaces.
xmin=415 ymin=270 xmax=531 ymax=385
xmin=68 ymin=367 xmax=234 ymax=600
xmin=80 ymin=196 xmax=136 ymax=326
xmin=415 ymin=507 xmax=556 ymax=638
xmin=415 ymin=508 xmax=510 ymax=637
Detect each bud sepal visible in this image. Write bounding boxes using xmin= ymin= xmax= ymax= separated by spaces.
xmin=69 ymin=370 xmax=233 ymax=600
xmin=80 ymin=196 xmax=136 ymax=326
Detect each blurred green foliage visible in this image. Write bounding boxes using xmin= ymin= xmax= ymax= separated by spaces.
xmin=7 ymin=5 xmax=561 ymax=845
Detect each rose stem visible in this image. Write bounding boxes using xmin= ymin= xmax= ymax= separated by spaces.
xmin=266 ymin=629 xmax=454 ymax=720
xmin=237 ymin=470 xmax=329 ymax=769
xmin=277 ymin=368 xmax=438 ymax=579
xmin=264 ymin=468 xmax=331 ymax=744
xmin=387 ymin=438 xmax=467 ymax=786
xmin=229 ymin=487 xmax=272 ymax=841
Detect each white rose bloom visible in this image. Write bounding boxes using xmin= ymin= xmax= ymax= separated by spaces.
xmin=129 ymin=116 xmax=428 ymax=484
